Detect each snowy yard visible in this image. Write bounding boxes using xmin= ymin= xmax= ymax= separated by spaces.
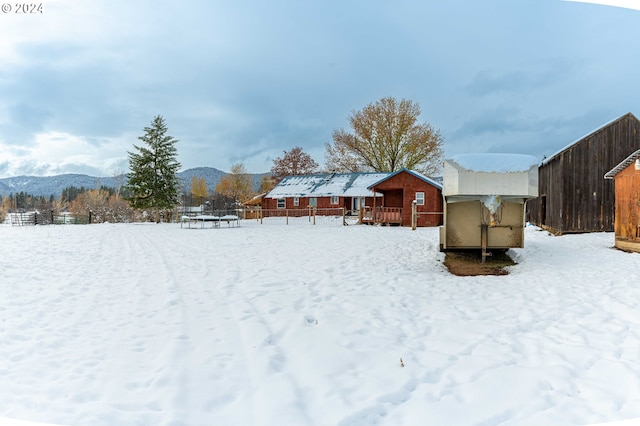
xmin=1 ymin=221 xmax=639 ymax=426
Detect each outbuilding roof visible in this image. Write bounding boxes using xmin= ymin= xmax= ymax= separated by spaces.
xmin=604 ymin=148 xmax=640 ymax=179
xmin=367 ymin=168 xmax=442 ymax=190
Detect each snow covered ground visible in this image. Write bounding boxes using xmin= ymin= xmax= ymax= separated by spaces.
xmin=1 ymin=219 xmax=639 ymax=426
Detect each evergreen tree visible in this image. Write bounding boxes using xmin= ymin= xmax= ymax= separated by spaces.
xmin=124 ymin=115 xmax=181 ymax=223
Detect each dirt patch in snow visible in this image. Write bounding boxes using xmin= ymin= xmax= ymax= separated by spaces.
xmin=444 ymin=250 xmax=516 ymax=276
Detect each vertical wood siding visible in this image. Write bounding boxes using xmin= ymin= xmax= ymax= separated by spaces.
xmin=527 ymin=113 xmax=640 ymax=233
xmin=612 ymin=163 xmax=640 ymax=242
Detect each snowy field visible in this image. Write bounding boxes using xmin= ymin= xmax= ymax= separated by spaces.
xmin=1 ymin=220 xmax=639 ymax=426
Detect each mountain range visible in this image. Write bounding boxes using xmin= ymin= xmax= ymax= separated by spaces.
xmin=0 ymin=167 xmax=268 ymax=197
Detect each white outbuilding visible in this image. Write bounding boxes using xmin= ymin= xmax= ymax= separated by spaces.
xmin=439 ymin=153 xmax=539 ymax=258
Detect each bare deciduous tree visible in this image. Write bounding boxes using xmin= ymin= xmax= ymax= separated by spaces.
xmin=325 ymin=97 xmax=444 ymax=176
xmin=260 ymin=175 xmax=276 ymax=193
xmin=271 ymin=146 xmax=319 ymax=181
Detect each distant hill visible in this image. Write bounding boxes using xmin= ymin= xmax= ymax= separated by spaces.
xmin=176 ymin=167 xmax=227 ymax=192
xmin=0 ymin=167 xmax=271 ymax=197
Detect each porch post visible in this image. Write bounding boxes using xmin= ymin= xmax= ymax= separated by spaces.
xmin=411 ymin=200 xmax=417 ymax=230
xmin=373 ymin=187 xmax=377 ymax=224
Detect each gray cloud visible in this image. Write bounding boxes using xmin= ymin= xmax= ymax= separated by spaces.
xmin=0 ymin=0 xmax=639 ymax=177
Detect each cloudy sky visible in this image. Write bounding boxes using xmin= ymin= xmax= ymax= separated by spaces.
xmin=0 ymin=0 xmax=639 ymax=177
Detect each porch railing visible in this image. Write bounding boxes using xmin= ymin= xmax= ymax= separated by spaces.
xmin=361 ymin=206 xmax=402 ymax=225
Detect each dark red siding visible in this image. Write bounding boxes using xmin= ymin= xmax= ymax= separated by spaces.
xmin=262 ymin=196 xmax=377 ymax=211
xmin=371 ymin=170 xmax=443 ymax=227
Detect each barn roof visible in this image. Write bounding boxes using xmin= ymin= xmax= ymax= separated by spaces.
xmin=604 ymin=148 xmax=640 ymax=179
xmin=265 ymin=172 xmax=389 ymax=198
xmin=542 ymin=112 xmax=640 ymax=166
xmin=367 ymin=168 xmax=442 ymax=190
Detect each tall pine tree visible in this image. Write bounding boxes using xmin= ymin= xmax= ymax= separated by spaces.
xmin=125 ymin=115 xmax=181 ymax=223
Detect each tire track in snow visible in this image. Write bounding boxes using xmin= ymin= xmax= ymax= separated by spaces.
xmin=222 ymin=259 xmax=313 ymax=425
xmin=134 ymin=226 xmax=194 ymax=423
xmin=80 ymin=224 xmax=203 ymax=424
xmin=145 ymin=225 xmax=277 ymax=424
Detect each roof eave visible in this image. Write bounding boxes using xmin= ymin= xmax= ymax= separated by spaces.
xmin=367 ymin=168 xmax=443 ymax=190
xmin=543 ymin=112 xmax=639 ymax=166
xmin=604 ymin=148 xmax=640 ymax=179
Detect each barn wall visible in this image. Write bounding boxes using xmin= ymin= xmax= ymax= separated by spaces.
xmin=526 ymin=158 xmax=561 ymax=228
xmin=527 ymin=113 xmax=640 ymax=233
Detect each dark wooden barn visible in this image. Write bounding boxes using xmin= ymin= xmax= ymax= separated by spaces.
xmin=526 ymin=112 xmax=640 ymax=234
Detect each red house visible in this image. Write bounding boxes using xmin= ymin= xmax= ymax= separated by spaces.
xmin=262 ymin=169 xmax=443 ymax=227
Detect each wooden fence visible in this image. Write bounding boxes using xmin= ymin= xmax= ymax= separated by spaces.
xmin=7 ymin=211 xmax=90 ymax=225
xmin=252 ymin=207 xmax=348 ymax=226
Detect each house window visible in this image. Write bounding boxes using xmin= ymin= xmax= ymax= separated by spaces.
xmin=330 ymin=196 xmax=339 ymax=205
xmin=294 ymin=197 xmax=299 ymax=207
xmin=415 ymin=192 xmax=425 ymax=206
xmin=277 ymin=198 xmax=286 ymax=209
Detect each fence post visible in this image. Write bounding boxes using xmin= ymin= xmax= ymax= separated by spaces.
xmin=343 ymin=207 xmax=346 ymax=226
xmin=313 ymin=207 xmax=316 ymax=225
xmin=260 ymin=207 xmax=263 ymax=224
xmin=286 ymin=209 xmax=288 ymax=225
xmin=411 ymin=200 xmax=417 ymax=230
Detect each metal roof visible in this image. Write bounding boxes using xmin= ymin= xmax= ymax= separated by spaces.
xmin=265 ymin=172 xmax=390 ymax=199
xmin=604 ymin=148 xmax=640 ymax=179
